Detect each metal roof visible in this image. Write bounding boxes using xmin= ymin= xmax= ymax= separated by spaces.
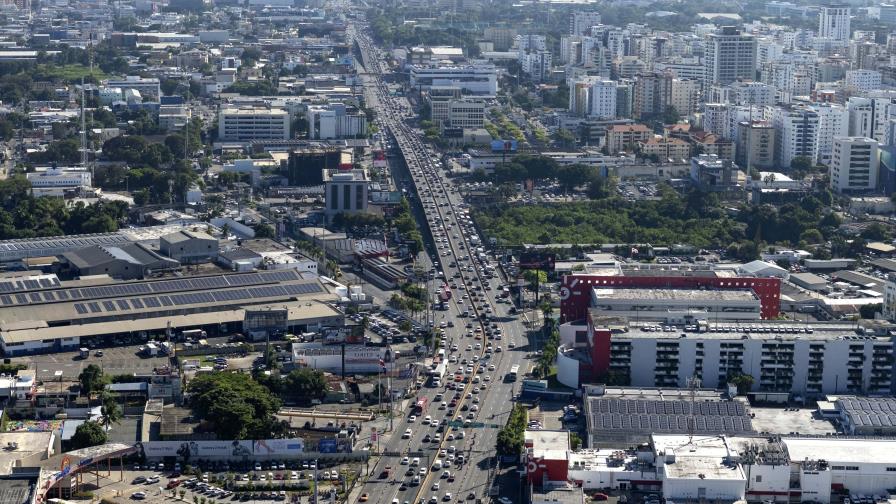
xmin=587 ymin=398 xmax=753 ymax=435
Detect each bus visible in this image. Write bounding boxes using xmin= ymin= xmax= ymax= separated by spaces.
xmin=429 ymin=362 xmax=447 ymax=387
xmin=414 ymin=397 xmax=428 ymax=415
xmin=508 ymin=365 xmax=520 ymax=381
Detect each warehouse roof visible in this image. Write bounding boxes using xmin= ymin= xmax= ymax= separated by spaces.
xmin=783 ymin=437 xmax=896 ymax=465
xmin=835 ymin=396 xmax=896 ymax=428
xmin=63 ymin=243 xmax=176 ymax=270
xmin=592 ymin=287 xmax=757 ymax=302
xmin=585 ymin=397 xmax=753 ymax=436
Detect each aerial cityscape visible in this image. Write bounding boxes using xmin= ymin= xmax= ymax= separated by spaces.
xmin=2 ymin=0 xmax=896 ymax=503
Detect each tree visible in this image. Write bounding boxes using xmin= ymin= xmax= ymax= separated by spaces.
xmin=285 ymin=369 xmax=328 ymax=402
xmin=790 ymin=156 xmax=813 ymax=173
xmin=187 ymin=373 xmax=282 ymax=439
xmin=552 ymin=128 xmax=576 ymax=148
xmin=253 ymin=223 xmax=276 ymax=239
xmin=70 ymin=421 xmax=106 ymax=449
xmin=727 ymin=373 xmax=754 ymax=395
xmin=78 ymin=364 xmax=106 ymax=396
xmin=99 ymin=391 xmax=122 ymax=430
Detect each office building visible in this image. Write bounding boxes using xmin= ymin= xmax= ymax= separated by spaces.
xmin=218 ymin=107 xmax=290 ymax=142
xmin=704 ymin=27 xmax=758 ymax=86
xmin=830 ymin=136 xmax=879 ymax=193
xmin=408 ymin=65 xmax=498 ymax=95
xmin=306 ymin=103 xmax=368 ymax=140
xmin=771 ymin=105 xmax=819 ymax=168
xmin=324 ymin=168 xmax=368 ymax=219
xmin=818 ymin=5 xmax=851 ymax=42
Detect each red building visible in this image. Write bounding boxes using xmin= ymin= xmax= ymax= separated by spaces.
xmin=525 ymin=430 xmax=570 ymax=487
xmin=559 ymin=272 xmax=781 ymax=323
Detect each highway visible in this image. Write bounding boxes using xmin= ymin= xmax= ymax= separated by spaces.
xmin=347 ymin=12 xmax=532 ymax=504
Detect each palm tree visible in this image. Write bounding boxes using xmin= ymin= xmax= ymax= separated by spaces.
xmin=98 ymin=391 xmax=122 ymax=431
xmin=179 ymin=490 xmax=186 ymax=501
xmin=193 ymin=495 xmax=199 ymax=504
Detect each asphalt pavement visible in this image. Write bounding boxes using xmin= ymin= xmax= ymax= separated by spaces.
xmin=346 ymin=19 xmax=531 ymax=504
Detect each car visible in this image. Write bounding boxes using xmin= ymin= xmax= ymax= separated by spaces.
xmin=131 ymin=492 xmax=147 ymax=500
xmin=146 ymin=476 xmax=160 ymax=485
xmin=401 ymin=456 xmax=410 ymax=465
xmin=432 ymin=482 xmax=440 ymax=491
xmin=467 ymin=493 xmax=476 ymax=501
xmin=419 ymin=467 xmax=428 ymax=476
xmin=403 ymin=428 xmax=412 ymax=438
xmin=593 ymin=493 xmax=610 ymax=501
xmin=443 ymin=494 xmax=453 ymax=501
xmin=359 ymin=494 xmax=370 ymax=502
xmin=132 ymin=476 xmax=147 ymax=484
xmin=498 ymin=498 xmax=513 ymax=504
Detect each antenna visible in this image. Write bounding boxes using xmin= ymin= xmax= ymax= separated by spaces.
xmin=687 ymin=375 xmax=701 ymax=444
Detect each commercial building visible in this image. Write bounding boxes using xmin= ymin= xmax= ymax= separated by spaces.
xmin=589 ymin=80 xmax=617 ymax=119
xmin=408 ymin=65 xmax=498 ymax=95
xmin=291 ymin=343 xmax=394 ymax=374
xmin=324 ymin=168 xmax=368 ymax=219
xmin=218 ymin=107 xmax=290 ymax=142
xmin=26 ymin=166 xmax=92 ymax=197
xmin=0 ymin=269 xmax=341 ymax=355
xmin=559 ymin=269 xmax=782 ymax=323
xmin=429 ymin=94 xmax=486 ymax=129
xmin=159 ymin=230 xmax=219 ymax=264
xmin=558 ymin=311 xmax=894 ymax=396
xmin=60 ymin=243 xmax=179 ymax=280
xmin=103 ymin=76 xmax=161 ymax=100
xmin=830 ymin=136 xmax=879 ymax=193
xmin=306 ymin=103 xmax=368 ymax=140
xmin=704 ymin=27 xmax=757 ymax=86
xmin=690 ymin=154 xmax=738 ymax=190
xmin=818 ymin=5 xmax=851 ymax=43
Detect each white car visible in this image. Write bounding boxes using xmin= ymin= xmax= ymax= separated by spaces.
xmin=401 ymin=457 xmax=410 ymax=465
xmin=409 ymin=415 xmax=417 ymax=423
xmin=403 ymin=428 xmax=412 ymax=439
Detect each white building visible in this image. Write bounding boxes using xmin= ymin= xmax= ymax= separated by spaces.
xmin=520 ymin=51 xmax=553 ymax=83
xmin=814 ymin=103 xmax=849 ymax=165
xmin=218 ymin=107 xmax=290 ymax=142
xmin=324 ymin=168 xmax=368 ymax=218
xmin=306 ymin=103 xmax=367 ymax=140
xmin=559 ymin=316 xmax=894 ymax=395
xmin=570 ymin=11 xmax=602 ymax=36
xmin=670 ymin=78 xmax=700 ymax=116
xmin=589 ymin=80 xmax=617 ymax=119
xmin=26 ymin=166 xmax=92 ymax=197
xmin=704 ymin=26 xmax=758 ymax=86
xmin=103 ymin=76 xmax=161 ymax=100
xmin=771 ymin=105 xmax=819 ymax=168
xmin=408 ymin=65 xmax=498 ymax=95
xmin=830 ymin=136 xmax=879 ymax=193
xmin=728 ymin=81 xmax=776 ymax=106
xmin=291 ymin=343 xmax=392 ymax=374
xmin=845 ymin=69 xmax=882 ymax=93
xmin=818 ymin=5 xmax=851 ymax=43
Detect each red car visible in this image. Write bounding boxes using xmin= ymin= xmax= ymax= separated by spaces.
xmin=592 ymin=493 xmax=609 ymax=501
xmin=165 ymin=480 xmax=181 ymax=489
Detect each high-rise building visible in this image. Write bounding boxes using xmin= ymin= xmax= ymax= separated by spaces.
xmin=324 ymin=168 xmax=368 ymax=219
xmin=845 ymin=70 xmax=882 ymax=93
xmin=818 ymin=5 xmax=851 ymax=42
xmin=736 ymin=121 xmax=777 ymax=170
xmin=633 ymin=72 xmax=672 ymax=119
xmin=704 ymin=26 xmax=757 ymax=87
xmin=569 ymin=11 xmax=602 ymax=36
xmin=815 ymin=103 xmax=849 ymax=165
xmin=771 ymin=105 xmax=819 ymax=168
xmin=830 ymin=136 xmax=879 ymax=193
xmin=669 ymin=78 xmax=700 ymax=116
xmin=589 ymin=80 xmax=618 ymax=119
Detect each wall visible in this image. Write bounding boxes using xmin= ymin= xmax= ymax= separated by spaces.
xmin=663 ymin=476 xmax=746 ymax=501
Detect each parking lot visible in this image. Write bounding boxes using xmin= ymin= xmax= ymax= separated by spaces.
xmin=10 ymin=344 xmax=170 ymax=380
xmin=94 ymin=462 xmax=356 ymax=504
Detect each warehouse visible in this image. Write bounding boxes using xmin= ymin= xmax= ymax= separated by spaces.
xmin=831 ymin=396 xmax=896 ymax=435
xmin=590 ymin=287 xmax=762 ymax=321
xmin=0 ymin=269 xmax=342 ymax=355
xmin=60 ymin=243 xmax=180 ymax=280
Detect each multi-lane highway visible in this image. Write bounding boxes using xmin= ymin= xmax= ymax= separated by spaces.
xmin=347 ymin=14 xmax=531 ymax=504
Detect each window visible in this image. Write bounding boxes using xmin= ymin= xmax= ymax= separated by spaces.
xmin=845 ymin=466 xmax=859 ymax=471
xmin=831 ymin=466 xmax=845 ymax=470
xmin=886 ymin=467 xmax=896 ymax=472
xmin=754 ymin=475 xmax=762 ymax=483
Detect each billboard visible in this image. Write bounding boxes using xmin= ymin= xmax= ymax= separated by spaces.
xmin=140 ymin=439 xmax=303 ymax=460
xmin=318 ymin=439 xmax=337 ymax=453
xmin=491 ymin=139 xmax=518 ymax=152
xmin=518 ymin=252 xmax=556 ymax=271
xmin=244 ymin=308 xmax=288 ymax=335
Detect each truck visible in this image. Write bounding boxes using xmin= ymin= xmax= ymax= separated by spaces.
xmin=429 ymin=362 xmax=447 ymax=387
xmin=141 ymin=343 xmax=158 ymax=357
xmin=414 ymin=397 xmax=428 ymax=415
xmin=78 ymin=348 xmax=89 ymax=359
xmin=438 ymin=284 xmax=452 ymax=302
xmin=379 ymin=466 xmax=393 ymax=479
xmin=181 ymin=329 xmax=207 ymax=341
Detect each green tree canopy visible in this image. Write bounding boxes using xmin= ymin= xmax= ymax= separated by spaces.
xmin=187 ymin=373 xmax=282 ymax=439
xmin=284 ymin=369 xmax=328 ymax=402
xmin=78 ymin=364 xmax=106 ymax=396
xmin=70 ymin=421 xmax=107 ymax=449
